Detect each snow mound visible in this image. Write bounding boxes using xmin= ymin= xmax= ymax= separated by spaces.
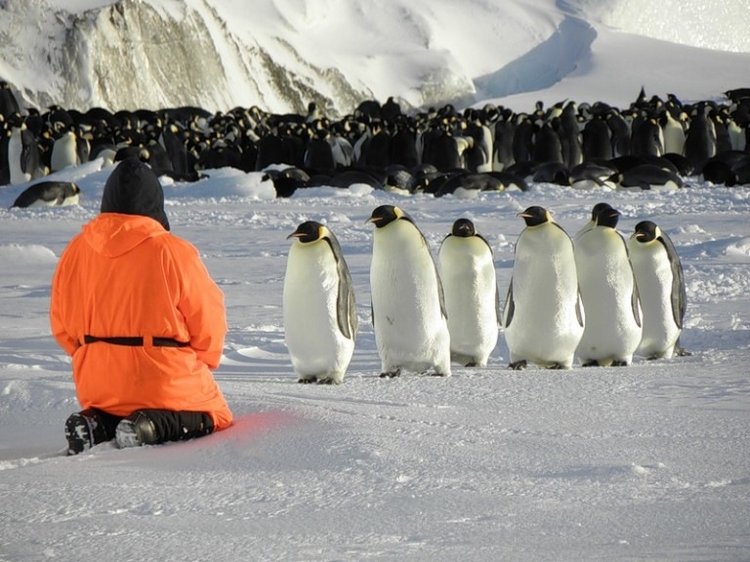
xmin=167 ymin=169 xmax=277 ymax=200
xmin=0 ymin=244 xmax=58 ymax=264
xmin=725 ymin=238 xmax=750 ymax=259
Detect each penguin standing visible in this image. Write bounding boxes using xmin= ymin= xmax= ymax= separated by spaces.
xmin=574 ymin=204 xmax=642 ymax=366
xmin=50 ymin=128 xmax=80 ymax=172
xmin=283 ymin=221 xmax=357 ymax=384
xmin=438 ymin=218 xmax=499 ymax=367
xmin=367 ymin=205 xmax=451 ymax=377
xmin=684 ymin=103 xmax=717 ymax=170
xmin=503 ymin=206 xmax=584 ymax=369
xmin=7 ymin=122 xmax=31 ymax=184
xmin=627 ymin=221 xmax=687 ymax=359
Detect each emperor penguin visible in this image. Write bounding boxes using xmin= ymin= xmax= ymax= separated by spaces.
xmin=283 ymin=221 xmax=357 ymax=384
xmin=627 ymin=221 xmax=687 ymax=359
xmin=438 ymin=218 xmax=499 ymax=367
xmin=50 ymin=129 xmax=80 ymax=172
xmin=367 ymin=205 xmax=451 ymax=377
xmin=661 ymin=109 xmax=686 ymax=155
xmin=574 ymin=204 xmax=642 ymax=366
xmin=503 ymin=206 xmax=584 ymax=369
xmin=11 ymin=181 xmax=81 ymax=208
xmin=7 ymin=123 xmax=31 ymax=184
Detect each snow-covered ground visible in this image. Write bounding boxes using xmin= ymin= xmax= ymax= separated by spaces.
xmin=2 ymin=0 xmax=750 ymax=560
xmin=2 ymin=162 xmax=749 ymax=561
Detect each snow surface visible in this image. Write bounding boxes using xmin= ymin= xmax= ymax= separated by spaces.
xmin=2 ymin=166 xmax=750 ymax=561
xmin=2 ymin=1 xmax=750 ymax=561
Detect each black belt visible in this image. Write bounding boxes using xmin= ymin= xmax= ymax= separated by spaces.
xmin=82 ymin=335 xmax=189 ymax=348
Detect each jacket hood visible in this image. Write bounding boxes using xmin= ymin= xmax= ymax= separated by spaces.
xmin=82 ymin=213 xmax=168 ymax=258
xmin=101 ymin=157 xmax=170 ymax=231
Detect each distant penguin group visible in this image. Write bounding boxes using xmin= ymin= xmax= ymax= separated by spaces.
xmin=282 ymin=201 xmax=688 ymax=382
xmin=3 ymin=85 xmax=750 ymax=199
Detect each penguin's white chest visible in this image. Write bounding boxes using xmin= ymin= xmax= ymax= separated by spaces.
xmin=51 ymin=132 xmax=79 ymax=172
xmin=283 ymin=243 xmax=352 ymax=377
xmin=371 ymin=221 xmax=450 ymax=373
xmin=438 ymin=236 xmax=498 ymax=365
xmin=504 ymin=223 xmax=583 ymax=367
xmin=628 ymin=241 xmax=681 ymax=358
xmin=8 ymin=130 xmax=28 ymax=185
xmin=575 ymin=227 xmax=642 ymax=364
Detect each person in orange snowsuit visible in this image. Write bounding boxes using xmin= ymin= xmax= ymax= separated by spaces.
xmin=50 ymin=157 xmax=233 ymax=454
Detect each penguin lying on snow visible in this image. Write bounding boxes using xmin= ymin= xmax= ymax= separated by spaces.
xmin=574 ymin=203 xmax=642 ymax=366
xmin=617 ymin=164 xmax=683 ymax=191
xmin=503 ymin=206 xmax=584 ymax=370
xmin=367 ymin=205 xmax=451 ymax=377
xmin=627 ymin=220 xmax=688 ymax=359
xmin=438 ymin=218 xmax=499 ymax=367
xmin=283 ymin=221 xmax=357 ymax=384
xmin=11 ymin=181 xmax=81 ymax=208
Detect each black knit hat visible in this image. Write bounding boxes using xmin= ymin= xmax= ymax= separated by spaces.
xmin=101 ymin=157 xmax=170 ymax=231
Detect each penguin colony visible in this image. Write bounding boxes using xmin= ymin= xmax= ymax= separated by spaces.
xmin=3 ymin=82 xmax=750 ymax=199
xmin=1 ymin=82 xmax=715 ymax=379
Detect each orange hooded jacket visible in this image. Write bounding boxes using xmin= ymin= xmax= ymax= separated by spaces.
xmin=50 ymin=159 xmax=232 ymax=430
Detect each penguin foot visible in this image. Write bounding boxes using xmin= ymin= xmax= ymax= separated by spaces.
xmin=429 ymin=371 xmax=449 ymax=377
xmin=379 ymin=369 xmax=401 ymax=379
xmin=547 ymin=363 xmax=565 ymax=370
xmin=298 ymin=377 xmax=317 ymax=384
xmin=582 ymin=360 xmax=599 ymax=367
xmin=508 ymin=360 xmax=527 ymax=370
xmin=611 ymin=360 xmax=629 ymax=367
xmin=464 ymin=361 xmax=478 ymax=367
xmin=675 ymin=347 xmax=692 ymax=357
xmin=317 ymin=378 xmax=341 ymax=385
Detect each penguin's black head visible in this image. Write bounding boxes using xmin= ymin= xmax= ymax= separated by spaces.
xmin=633 ymin=220 xmax=659 ymax=243
xmin=590 ymin=202 xmax=613 ymax=221
xmin=594 ymin=204 xmax=621 ymax=228
xmin=288 ymin=220 xmax=326 ymax=243
xmin=518 ymin=206 xmax=550 ymax=227
xmin=367 ymin=205 xmax=409 ymax=228
xmin=451 ymin=218 xmax=476 ymax=237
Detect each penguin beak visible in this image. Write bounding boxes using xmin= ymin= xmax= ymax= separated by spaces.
xmin=287 ymin=231 xmax=303 ymax=240
xmin=365 ymin=216 xmax=380 ymax=225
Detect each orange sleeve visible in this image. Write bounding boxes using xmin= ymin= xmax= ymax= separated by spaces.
xmin=49 ymin=242 xmax=79 ymax=357
xmin=170 ymin=240 xmax=227 ymax=370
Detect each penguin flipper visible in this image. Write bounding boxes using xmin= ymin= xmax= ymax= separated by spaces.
xmin=325 ymin=236 xmax=357 ymax=340
xmin=502 ymin=280 xmax=515 ymax=328
xmin=658 ymin=233 xmax=687 ymax=328
xmin=575 ymin=288 xmax=585 ymax=328
xmin=495 ymin=282 xmax=502 ymax=328
xmin=631 ymin=274 xmax=642 ymax=328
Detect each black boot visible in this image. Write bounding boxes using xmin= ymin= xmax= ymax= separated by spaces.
xmin=64 ymin=408 xmax=120 ymax=455
xmin=116 ymin=409 xmax=214 ymax=449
